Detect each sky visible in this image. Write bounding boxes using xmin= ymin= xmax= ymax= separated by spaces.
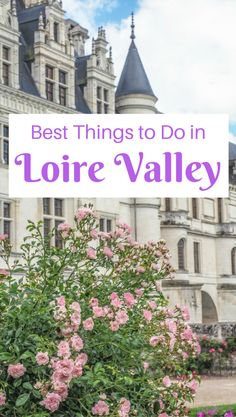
xmin=63 ymin=0 xmax=236 ymax=140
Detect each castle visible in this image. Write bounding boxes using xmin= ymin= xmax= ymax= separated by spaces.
xmin=1 ymin=0 xmax=236 ymax=329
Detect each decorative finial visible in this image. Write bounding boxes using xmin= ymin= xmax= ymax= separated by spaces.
xmin=38 ymin=12 xmax=44 ymax=30
xmin=109 ymin=46 xmax=113 ymax=61
xmin=11 ymin=0 xmax=17 ymax=16
xmin=92 ymin=37 xmax=96 ymax=55
xmin=131 ymin=12 xmax=135 ymax=40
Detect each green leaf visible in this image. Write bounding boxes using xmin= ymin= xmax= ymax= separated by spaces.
xmin=16 ymin=393 xmax=30 ymax=407
xmin=13 ymin=379 xmax=22 ymax=388
xmin=0 ymin=352 xmax=13 ymax=361
xmin=23 ymin=382 xmax=33 ymax=390
xmin=20 ymin=351 xmax=34 ymax=360
xmin=33 ymin=390 xmax=42 ymax=399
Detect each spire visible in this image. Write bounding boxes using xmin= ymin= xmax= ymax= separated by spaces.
xmin=130 ymin=12 xmax=135 ymax=40
xmin=116 ymin=19 xmax=156 ymax=98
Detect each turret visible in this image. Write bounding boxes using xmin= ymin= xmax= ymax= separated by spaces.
xmin=116 ymin=13 xmax=160 ymax=114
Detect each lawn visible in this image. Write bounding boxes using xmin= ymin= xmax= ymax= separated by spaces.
xmin=189 ymin=404 xmax=236 ymax=416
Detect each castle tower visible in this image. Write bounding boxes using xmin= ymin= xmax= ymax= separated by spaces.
xmin=115 ymin=13 xmax=159 ymax=115
xmin=115 ymin=14 xmax=161 ymax=243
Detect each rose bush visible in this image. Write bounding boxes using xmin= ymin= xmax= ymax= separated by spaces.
xmin=187 ymin=336 xmax=236 ymax=375
xmin=0 ymin=207 xmax=200 ymax=417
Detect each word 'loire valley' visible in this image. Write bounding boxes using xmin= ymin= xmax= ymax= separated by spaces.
xmin=14 ymin=152 xmax=221 ymax=191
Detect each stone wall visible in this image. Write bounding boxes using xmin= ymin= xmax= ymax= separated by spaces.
xmin=191 ymin=322 xmax=236 ymax=339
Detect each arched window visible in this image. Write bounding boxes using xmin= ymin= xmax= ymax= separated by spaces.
xmin=232 ymin=248 xmax=236 ymax=275
xmin=178 ymin=238 xmax=185 ymax=270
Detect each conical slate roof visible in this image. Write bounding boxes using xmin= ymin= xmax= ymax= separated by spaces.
xmin=116 ymin=39 xmax=156 ymax=98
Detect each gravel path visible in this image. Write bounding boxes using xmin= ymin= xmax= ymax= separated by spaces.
xmin=191 ymin=376 xmax=236 ymax=407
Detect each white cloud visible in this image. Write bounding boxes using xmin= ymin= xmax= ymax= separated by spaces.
xmin=230 ymin=133 xmax=236 ymax=144
xmin=64 ymin=0 xmax=236 ymax=123
xmin=63 ymin=0 xmax=117 ymax=33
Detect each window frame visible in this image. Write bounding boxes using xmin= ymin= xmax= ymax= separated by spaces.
xmin=0 ymin=200 xmax=13 ymax=240
xmin=0 ymin=122 xmax=9 ymax=165
xmin=232 ymin=247 xmax=236 ymax=275
xmin=193 ymin=241 xmax=200 ymax=273
xmin=96 ymin=85 xmax=109 ymax=114
xmin=178 ymin=238 xmax=186 ymax=271
xmin=1 ymin=45 xmax=11 ymax=86
xmin=192 ymin=198 xmax=198 ymax=219
xmin=43 ymin=198 xmax=65 ymax=248
xmin=99 ymin=217 xmax=112 ymax=233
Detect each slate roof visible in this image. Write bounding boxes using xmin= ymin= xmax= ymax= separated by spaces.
xmin=116 ymin=40 xmax=156 ymax=98
xmin=75 ymin=56 xmax=91 ymax=113
xmin=19 ymin=34 xmax=40 ymax=96
xmin=229 ymin=142 xmax=236 ymax=161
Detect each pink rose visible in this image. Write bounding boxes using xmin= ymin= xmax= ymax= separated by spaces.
xmin=8 ymin=363 xmax=26 ymax=379
xmin=119 ymin=397 xmax=131 ymax=416
xmin=149 ymin=336 xmax=159 ymax=347
xmin=36 ymin=352 xmax=49 ymax=366
xmin=0 ymin=392 xmax=6 ymax=406
xmin=70 ymin=312 xmax=81 ymax=328
xmin=90 ymin=229 xmax=98 ymax=239
xmin=76 ymin=353 xmax=88 ymax=366
xmin=70 ymin=335 xmax=84 ymax=352
xmin=41 ymin=392 xmax=61 ymax=412
xmin=56 ymin=296 xmax=66 ymax=308
xmin=143 ymin=362 xmax=149 ymax=371
xmin=182 ymin=306 xmax=190 ymax=321
xmin=72 ymin=364 xmax=83 ymax=378
xmin=57 ymin=222 xmax=71 ymax=232
xmin=187 ymin=379 xmax=199 ymax=393
xmin=163 ymin=376 xmax=171 ymax=387
xmin=71 ymin=302 xmax=81 ymax=312
xmin=87 ymin=248 xmax=97 ymax=259
xmin=75 ymin=208 xmax=95 ymax=221
xmin=89 ymin=298 xmax=99 ymax=307
xmin=53 ymin=382 xmax=68 ymax=401
xmin=110 ymin=321 xmax=120 ymax=332
xmin=110 ymin=293 xmax=123 ymax=309
xmin=103 ymin=246 xmax=113 ymax=258
xmin=143 ymin=310 xmax=153 ymax=322
xmin=83 ymin=317 xmax=94 ymax=331
xmin=123 ymin=292 xmax=135 ymax=308
xmin=135 ymin=288 xmax=143 ymax=297
xmin=57 ymin=341 xmax=71 ymax=358
xmin=148 ymin=300 xmax=157 ymax=310
xmin=93 ymin=306 xmax=105 ymax=318
xmin=115 ymin=310 xmax=129 ymax=325
xmin=0 ymin=234 xmax=8 ymax=241
xmin=92 ymin=400 xmax=109 ymax=416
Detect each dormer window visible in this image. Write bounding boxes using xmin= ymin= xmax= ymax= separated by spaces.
xmin=54 ymin=22 xmax=59 ymax=42
xmin=96 ymin=86 xmax=109 ymax=114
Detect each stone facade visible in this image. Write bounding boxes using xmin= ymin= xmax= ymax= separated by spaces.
xmin=0 ymin=0 xmax=236 ymax=325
